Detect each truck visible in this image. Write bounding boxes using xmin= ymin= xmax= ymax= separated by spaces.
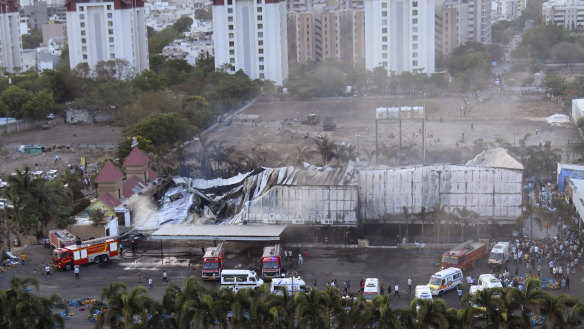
xmin=52 ymin=236 xmax=119 ymax=271
xmin=49 ymin=229 xmax=77 ymax=249
xmin=440 ymin=240 xmax=487 ymax=270
xmin=261 ymin=244 xmax=282 ymax=280
xmin=488 ymin=242 xmax=511 ymax=268
xmin=202 ymin=242 xmax=225 ymax=280
xmin=323 ymin=117 xmax=336 ymax=131
xmin=301 ymin=114 xmax=320 ymax=125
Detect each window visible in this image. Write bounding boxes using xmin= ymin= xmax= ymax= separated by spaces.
xmin=229 ymin=33 xmax=234 ymax=38
xmin=257 ymin=23 xmax=263 ymax=29
xmin=108 ymin=21 xmax=113 ymax=26
xmin=80 ymin=22 xmax=85 ymax=27
xmin=413 ymin=18 xmax=418 ymax=24
xmin=230 ymin=49 xmax=235 ymax=55
xmin=413 ymin=1 xmax=417 ymax=6
xmin=259 ymin=73 xmax=264 ymax=79
xmin=229 ymin=25 xmax=234 ymax=30
xmin=413 ymin=27 xmax=418 ymax=32
xmin=82 ymin=38 xmax=86 ymax=43
xmin=109 ymin=29 xmax=114 ymax=35
xmin=81 ymin=30 xmax=86 ymax=36
xmin=413 ymin=35 xmax=418 ymax=41
xmin=79 ymin=5 xmax=84 ymax=10
xmin=382 ymin=19 xmax=387 ymax=24
xmin=107 ymin=4 xmax=111 ymax=9
xmin=382 ymin=2 xmax=387 ymax=7
xmin=413 ymin=60 xmax=418 ymax=66
xmin=413 ymin=52 xmax=418 ymax=58
xmin=382 ymin=53 xmax=387 ymax=58
xmin=413 ymin=44 xmax=418 ymax=49
xmin=259 ymin=64 xmax=264 ymax=70
xmin=82 ymin=46 xmax=87 ymax=52
xmin=259 ymin=48 xmax=264 ymax=54
xmin=257 ymin=15 xmax=262 ymax=20
xmin=107 ymin=13 xmax=112 ymax=18
xmin=83 ymin=54 xmax=87 ymax=59
xmin=110 ymin=54 xmax=115 ymax=59
xmin=228 ymin=16 xmax=233 ymax=22
xmin=228 ymin=0 xmax=232 ymax=4
xmin=259 ymin=56 xmax=264 ymax=62
xmin=109 ymin=37 xmax=114 ymax=43
xmin=382 ymin=45 xmax=387 ymax=50
xmin=229 ymin=41 xmax=234 ymax=46
xmin=258 ymin=40 xmax=263 ymax=46
xmin=382 ymin=11 xmax=387 ymax=16
xmin=257 ymin=7 xmax=262 ymax=12
xmin=79 ymin=14 xmax=84 ymax=19
xmin=230 ymin=58 xmax=235 ymax=63
xmin=413 ymin=9 xmax=418 ymax=15
xmin=382 ymin=28 xmax=387 ymax=33
xmin=382 ymin=36 xmax=387 ymax=42
xmin=228 ymin=8 xmax=233 ymax=13
xmin=258 ymin=32 xmax=263 ymax=38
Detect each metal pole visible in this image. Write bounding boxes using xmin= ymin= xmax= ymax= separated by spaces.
xmin=399 ymin=119 xmax=402 ymax=165
xmin=422 ymin=118 xmax=425 ymax=164
xmin=160 ymin=239 xmax=164 ymax=266
xmin=375 ymin=119 xmax=379 ymax=164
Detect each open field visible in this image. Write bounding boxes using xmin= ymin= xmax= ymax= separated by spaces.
xmin=207 ymin=93 xmax=580 ymax=166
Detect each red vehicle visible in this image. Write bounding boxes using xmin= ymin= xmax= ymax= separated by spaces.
xmin=49 ymin=229 xmax=77 ymax=249
xmin=440 ymin=240 xmax=486 ymax=270
xmin=52 ymin=237 xmax=119 ymax=271
xmin=261 ymin=244 xmax=282 ymax=280
xmin=202 ymin=243 xmax=224 ymax=280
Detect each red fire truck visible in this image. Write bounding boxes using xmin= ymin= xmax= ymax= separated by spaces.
xmin=201 ymin=242 xmax=224 ymax=280
xmin=52 ymin=237 xmax=119 ymax=271
xmin=261 ymin=244 xmax=282 ymax=280
xmin=440 ymin=240 xmax=486 ymax=270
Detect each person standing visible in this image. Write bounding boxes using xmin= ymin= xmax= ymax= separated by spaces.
xmin=163 ymin=270 xmax=168 ymax=283
xmin=313 ymin=280 xmax=317 ymax=288
xmin=393 ymin=284 xmax=400 ymax=298
xmin=148 ymin=277 xmax=153 ymax=289
xmin=137 ymin=270 xmax=141 ymax=283
xmin=45 ymin=264 xmax=51 ymax=278
xmin=457 ymin=286 xmax=463 ymax=300
xmin=20 ymin=253 xmax=25 ymax=266
xmin=298 ymin=253 xmax=303 ymax=264
xmin=74 ymin=265 xmax=80 ymax=279
xmin=407 ymin=278 xmax=412 ymax=293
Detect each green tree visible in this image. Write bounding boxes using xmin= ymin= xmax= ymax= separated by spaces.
xmin=452 ymin=206 xmax=479 ymax=242
xmin=195 ymin=8 xmax=212 ymax=20
xmin=89 ymin=209 xmax=106 ymax=226
xmin=124 ymin=112 xmax=197 ymax=149
xmin=54 ymin=206 xmax=76 ymax=229
xmin=314 ymin=136 xmax=337 ymax=165
xmin=545 ymin=74 xmax=567 ymax=96
xmin=132 ymin=70 xmax=166 ymax=91
xmin=93 ymin=282 xmax=154 ymax=329
xmin=428 ymin=202 xmax=448 ymax=244
xmin=172 ymin=16 xmax=194 ymax=33
xmin=21 ymin=90 xmax=55 ymax=120
xmin=0 ymin=85 xmax=30 ymax=117
xmin=410 ymin=297 xmax=449 ymax=329
xmin=294 ymin=288 xmax=331 ymax=329
xmin=372 ymin=66 xmax=388 ymax=94
xmin=21 ymin=28 xmax=43 ymax=49
xmin=117 ymin=90 xmax=180 ymax=125
xmin=117 ymin=136 xmax=154 ymax=160
xmin=180 ymin=95 xmax=213 ymax=128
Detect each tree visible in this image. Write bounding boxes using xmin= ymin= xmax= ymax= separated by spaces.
xmin=0 ymin=85 xmax=30 ymax=117
xmin=545 ymin=74 xmax=567 ymax=96
xmin=294 ymin=288 xmax=331 ymax=329
xmin=117 ymin=90 xmax=180 ymax=125
xmin=452 ymin=206 xmax=479 ymax=242
xmin=95 ymin=59 xmax=133 ymax=81
xmin=54 ymin=206 xmax=76 ymax=229
xmin=415 ymin=206 xmax=427 ymax=243
xmin=172 ymin=16 xmax=194 ymax=34
xmin=117 ymin=136 xmax=154 ymax=160
xmin=89 ymin=209 xmax=106 ymax=226
xmin=428 ymin=202 xmax=448 ymax=244
xmin=410 ymin=298 xmax=449 ymax=329
xmin=518 ymin=201 xmax=544 ymax=240
xmin=132 ymin=70 xmax=166 ymax=91
xmin=125 ymin=113 xmax=197 ymax=149
xmin=314 ymin=136 xmax=337 ymax=165
xmin=372 ymin=66 xmax=388 ymax=94
xmin=551 ymin=42 xmax=584 ymax=69
xmin=21 ymin=28 xmax=43 ymax=49
xmin=0 ymin=275 xmax=67 ymax=328
xmin=21 ymin=90 xmax=55 ymax=120
xmin=180 ymin=95 xmax=213 ymax=128
xmin=532 ymin=293 xmax=577 ymax=328
xmin=195 ymin=8 xmax=212 ymax=20
xmin=93 ymin=282 xmax=154 ymax=329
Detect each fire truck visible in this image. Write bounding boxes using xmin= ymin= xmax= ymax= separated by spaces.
xmin=440 ymin=240 xmax=486 ymax=270
xmin=52 ymin=237 xmax=119 ymax=271
xmin=261 ymin=244 xmax=282 ymax=280
xmin=201 ymin=243 xmax=224 ymax=280
xmin=49 ymin=229 xmax=77 ymax=249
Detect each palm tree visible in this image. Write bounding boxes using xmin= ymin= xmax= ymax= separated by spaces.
xmin=428 ymin=202 xmax=448 ymax=244
xmin=532 ymin=293 xmax=577 ymax=329
xmin=472 ymin=287 xmax=507 ymax=326
xmin=517 ymin=201 xmax=544 ymax=241
xmin=314 ymin=136 xmax=337 ymax=166
xmin=452 ymin=206 xmax=479 ymax=242
xmin=93 ymin=282 xmax=153 ymax=329
xmin=505 ymin=279 xmax=543 ymax=327
xmin=289 ymin=145 xmax=318 ymax=166
xmin=410 ymin=297 xmax=449 ymax=329
xmin=415 ymin=207 xmax=427 ymax=243
xmin=294 ymin=288 xmax=332 ymax=329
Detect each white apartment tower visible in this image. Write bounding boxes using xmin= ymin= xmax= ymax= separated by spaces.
xmin=66 ymin=0 xmax=149 ymax=75
xmin=0 ymin=0 xmax=23 ymax=73
xmin=213 ymin=0 xmax=288 ymax=85
xmin=365 ymin=0 xmax=434 ymax=75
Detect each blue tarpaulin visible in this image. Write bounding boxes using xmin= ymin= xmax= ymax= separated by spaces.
xmin=558 ymin=169 xmax=584 ymax=192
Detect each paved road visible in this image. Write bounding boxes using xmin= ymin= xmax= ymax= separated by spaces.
xmin=1 ymin=241 xmax=581 ymax=328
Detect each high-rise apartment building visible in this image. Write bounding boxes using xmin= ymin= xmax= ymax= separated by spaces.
xmin=0 ymin=0 xmax=23 ymax=73
xmin=365 ymin=0 xmax=434 ymax=74
xmin=496 ymin=0 xmax=521 ymax=21
xmin=213 ymin=0 xmax=288 ymax=85
xmin=435 ymin=0 xmax=491 ymax=57
xmin=543 ymin=0 xmax=583 ymax=31
xmin=66 ymin=0 xmax=149 ymax=76
xmin=289 ymin=8 xmax=365 ymax=66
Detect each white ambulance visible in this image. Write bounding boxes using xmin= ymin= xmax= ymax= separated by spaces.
xmin=270 ymin=276 xmax=309 ymax=295
xmin=427 ymin=267 xmax=464 ymax=296
xmin=363 ymin=278 xmax=381 ymax=301
xmin=220 ymin=269 xmax=264 ymax=292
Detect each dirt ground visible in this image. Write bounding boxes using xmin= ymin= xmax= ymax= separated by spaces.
xmin=0 ymin=123 xmax=124 ymax=176
xmin=208 ymin=93 xmax=580 ymax=166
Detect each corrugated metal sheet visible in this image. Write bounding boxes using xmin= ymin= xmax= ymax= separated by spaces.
xmin=358 ymin=165 xmax=523 ymax=224
xmin=246 ymin=185 xmax=358 ymax=225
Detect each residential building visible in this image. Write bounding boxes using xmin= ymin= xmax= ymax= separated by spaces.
xmin=42 ymin=21 xmax=67 ymax=46
xmin=0 ymin=0 xmax=23 ymax=73
xmin=289 ymin=7 xmax=365 ymax=66
xmin=496 ymin=0 xmax=521 ymax=21
xmin=212 ymin=0 xmax=288 ymax=85
xmin=543 ymin=0 xmax=584 ymax=31
xmin=66 ymin=0 xmax=149 ymax=76
xmin=435 ymin=0 xmax=491 ymax=57
xmin=364 ymin=0 xmax=435 ymax=75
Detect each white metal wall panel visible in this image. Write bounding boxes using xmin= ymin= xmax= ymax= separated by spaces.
xmin=358 ymin=165 xmax=523 ymax=224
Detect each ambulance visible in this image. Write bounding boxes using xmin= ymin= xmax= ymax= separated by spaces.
xmin=427 ymin=267 xmax=464 ymax=296
xmin=363 ymin=278 xmax=381 ymax=301
xmin=270 ymin=276 xmax=309 ymax=295
xmin=415 ymin=285 xmax=433 ymax=301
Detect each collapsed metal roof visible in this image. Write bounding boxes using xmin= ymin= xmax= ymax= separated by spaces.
xmin=152 ymin=224 xmax=286 ymax=241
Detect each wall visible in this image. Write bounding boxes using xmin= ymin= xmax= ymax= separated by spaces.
xmin=358 ymin=164 xmax=523 ymax=224
xmin=246 ymin=185 xmax=359 ymax=225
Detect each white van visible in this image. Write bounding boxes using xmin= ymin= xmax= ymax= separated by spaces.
xmin=427 ymin=267 xmax=464 ymax=296
xmin=488 ymin=242 xmax=511 ymax=267
xmin=415 ymin=285 xmax=433 ymax=301
xmin=478 ymin=274 xmax=503 ymax=289
xmin=363 ymin=278 xmax=380 ymax=301
xmin=270 ymin=276 xmax=309 ymax=295
xmin=220 ymin=269 xmax=264 ymax=292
